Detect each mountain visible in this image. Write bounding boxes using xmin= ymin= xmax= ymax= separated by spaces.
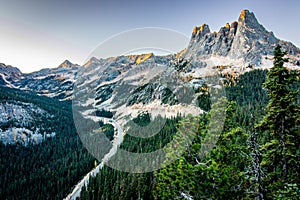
xmin=1 ymin=11 xmax=299 ymax=103
xmin=68 ymin=10 xmax=300 ymax=199
xmin=185 ymin=10 xmax=300 ymax=70
xmin=1 ymin=9 xmax=300 ymax=200
xmin=1 ymin=10 xmax=300 ymax=141
xmin=69 ymin=10 xmax=300 ymax=200
xmin=1 ymin=10 xmax=300 ymax=103
xmin=1 ymin=9 xmax=299 ymax=147
xmin=73 ymin=9 xmax=300 ymax=131
xmin=0 ymin=63 xmax=23 ymax=88
xmin=0 ymin=60 xmax=79 ymax=100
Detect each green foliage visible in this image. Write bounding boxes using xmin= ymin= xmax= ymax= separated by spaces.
xmin=153 ymin=115 xmax=203 ymax=200
xmin=79 ymin=167 xmax=154 ymax=200
xmin=197 ymin=83 xmax=211 ymax=111
xmin=225 ymin=69 xmax=269 ymax=127
xmin=0 ymin=86 xmax=94 ymax=199
xmin=79 ymin=69 xmax=278 ymax=200
xmin=132 ymin=111 xmax=151 ymax=127
xmin=122 ymin=117 xmax=179 ymax=153
xmin=274 ymin=183 xmax=300 ymax=200
xmin=161 ymin=87 xmax=177 ymax=105
xmin=256 ymin=45 xmax=300 ymax=196
xmin=6 ymin=51 xmax=292 ymax=199
xmin=154 ymin=98 xmax=250 ymax=200
xmin=101 ymin=124 xmax=115 ymax=141
xmin=78 ymin=117 xmax=181 ymax=200
xmin=95 ymin=109 xmax=113 ymax=118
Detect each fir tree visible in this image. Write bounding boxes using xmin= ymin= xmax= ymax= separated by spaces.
xmin=257 ymin=45 xmax=300 ymax=197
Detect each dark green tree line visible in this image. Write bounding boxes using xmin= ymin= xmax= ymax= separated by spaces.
xmin=256 ymin=45 xmax=300 ymax=199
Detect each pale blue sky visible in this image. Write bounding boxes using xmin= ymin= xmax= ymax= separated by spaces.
xmin=0 ymin=0 xmax=299 ymax=72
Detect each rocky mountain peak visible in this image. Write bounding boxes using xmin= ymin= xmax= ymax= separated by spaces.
xmin=134 ymin=53 xmax=154 ymax=64
xmin=225 ymin=23 xmax=230 ymax=29
xmin=186 ymin=9 xmax=300 ymax=67
xmin=0 ymin=63 xmax=22 ymax=74
xmin=0 ymin=63 xmax=23 ymax=88
xmin=83 ymin=57 xmax=102 ymax=68
xmin=238 ymin=10 xmax=257 ymax=24
xmin=192 ymin=23 xmax=210 ymax=39
xmin=0 ymin=63 xmax=22 ymax=80
xmin=88 ymin=57 xmax=100 ymax=63
xmin=236 ymin=9 xmax=269 ymax=37
xmin=58 ymin=60 xmax=77 ymax=69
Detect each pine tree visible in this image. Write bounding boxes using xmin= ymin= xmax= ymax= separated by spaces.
xmin=256 ymin=45 xmax=300 ymax=197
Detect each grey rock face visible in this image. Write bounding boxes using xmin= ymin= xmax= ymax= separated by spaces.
xmin=229 ymin=10 xmax=279 ymax=65
xmin=1 ymin=9 xmax=300 ymax=102
xmin=0 ymin=63 xmax=23 ymax=87
xmin=186 ymin=10 xmax=300 ymax=67
xmin=192 ymin=24 xmax=211 ymax=40
xmin=0 ymin=60 xmax=79 ymax=100
xmin=187 ymin=21 xmax=239 ymax=58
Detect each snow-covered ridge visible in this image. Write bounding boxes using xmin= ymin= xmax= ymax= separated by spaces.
xmin=0 ymin=60 xmax=79 ymax=100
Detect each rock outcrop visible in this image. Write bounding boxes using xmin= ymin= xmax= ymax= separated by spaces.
xmin=0 ymin=63 xmax=23 ymax=87
xmin=186 ymin=10 xmax=300 ymax=66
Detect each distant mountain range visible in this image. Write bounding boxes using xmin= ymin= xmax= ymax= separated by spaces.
xmin=0 ymin=60 xmax=78 ymax=100
xmin=0 ymin=9 xmax=299 ymax=102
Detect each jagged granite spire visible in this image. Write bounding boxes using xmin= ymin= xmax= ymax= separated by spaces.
xmin=185 ymin=9 xmax=300 ymax=67
xmin=238 ymin=9 xmax=258 ymax=24
xmin=192 ymin=24 xmax=210 ymax=39
xmin=187 ymin=20 xmax=239 ymax=57
xmin=229 ymin=10 xmax=279 ymax=65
